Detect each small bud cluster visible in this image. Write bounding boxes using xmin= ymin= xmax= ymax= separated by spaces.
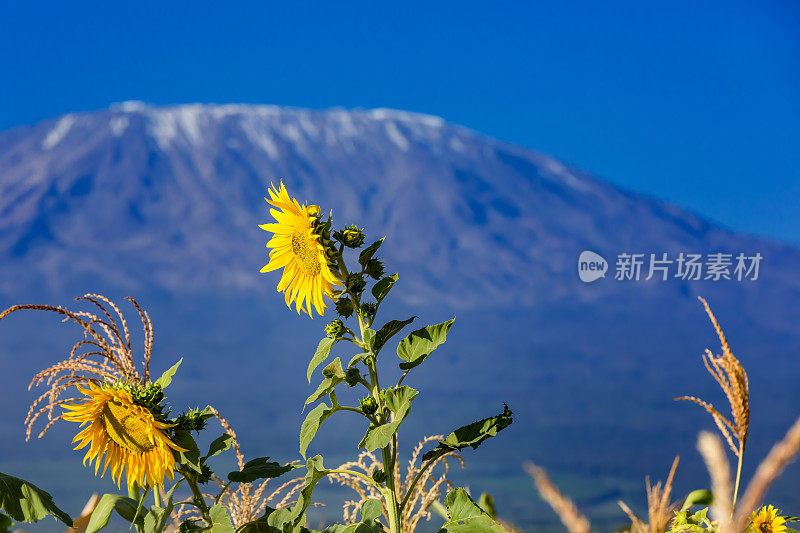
xmin=357 ymin=301 xmax=377 ymax=323
xmin=344 ymin=367 xmax=361 ymax=387
xmin=345 ymin=273 xmax=366 ymax=295
xmin=365 ymin=259 xmax=385 ymax=280
xmin=371 ymin=468 xmax=388 ymax=484
xmin=174 ymin=408 xmax=209 ymax=432
xmin=309 ymin=209 xmax=339 ymax=268
xmin=130 ymin=382 xmax=168 ymax=421
xmin=325 ymin=319 xmax=346 ymax=339
xmin=335 ymin=298 xmax=354 ymax=318
xmin=359 ymin=396 xmax=378 ymax=416
xmin=335 ymin=225 xmax=366 ymax=248
xmin=196 ymin=464 xmax=213 ymax=484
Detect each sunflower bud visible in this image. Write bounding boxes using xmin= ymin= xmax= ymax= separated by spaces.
xmin=345 ymin=367 xmax=361 ymax=387
xmin=180 ymin=520 xmax=202 ymax=533
xmin=337 ymin=225 xmax=365 ymax=248
xmin=371 ymin=468 xmax=388 ymax=484
xmin=197 ymin=464 xmax=213 ymax=484
xmin=357 ymin=301 xmax=377 ymax=323
xmin=175 ymin=408 xmax=209 ymax=432
xmin=335 ymin=298 xmax=354 ymax=318
xmin=131 ymin=382 xmax=164 ymax=410
xmin=359 ymin=396 xmax=378 ymax=416
xmin=365 ymin=259 xmax=385 ymax=280
xmin=345 ymin=273 xmax=366 ymax=295
xmin=307 ymin=205 xmax=322 ymax=218
xmin=325 ymin=319 xmax=346 ymax=339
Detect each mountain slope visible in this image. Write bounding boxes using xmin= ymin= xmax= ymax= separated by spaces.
xmin=1 ymin=103 xmax=799 ymax=530
xmin=1 ymin=102 xmax=798 ymax=318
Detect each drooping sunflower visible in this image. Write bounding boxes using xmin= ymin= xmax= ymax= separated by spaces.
xmin=0 ymin=295 xmax=186 ymax=489
xmin=259 ymin=181 xmax=341 ymax=317
xmin=749 ymin=505 xmax=787 ymax=533
xmin=63 ymin=383 xmax=183 ymax=488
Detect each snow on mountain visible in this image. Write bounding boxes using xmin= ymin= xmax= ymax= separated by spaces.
xmin=1 ymin=102 xmax=798 ymax=321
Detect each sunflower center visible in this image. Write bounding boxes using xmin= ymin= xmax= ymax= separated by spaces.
xmin=291 ymin=230 xmax=322 ymax=277
xmin=760 ymin=524 xmax=773 ymax=533
xmin=102 ymin=398 xmax=155 ymax=453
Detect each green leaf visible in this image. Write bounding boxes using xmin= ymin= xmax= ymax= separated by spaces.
xmin=0 ymin=513 xmax=12 ymax=533
xmin=143 ymin=500 xmax=175 ymax=533
xmin=360 ymin=499 xmax=382 ymax=522
xmin=362 ymin=328 xmax=376 ymax=351
xmin=171 ymin=429 xmax=203 ymax=473
xmin=205 ymin=434 xmax=235 ymax=461
xmin=208 ymin=504 xmax=235 ymax=533
xmin=305 ymin=359 xmax=346 ymax=407
xmin=348 ymin=352 xmax=371 ymax=367
xmin=680 ymin=489 xmax=714 ymax=511
xmin=0 ymin=513 xmax=12 ymax=532
xmin=373 ymin=317 xmax=416 ymax=354
xmin=438 ymin=488 xmax=505 ymax=533
xmin=359 ymin=238 xmax=385 ymax=266
xmin=323 ymin=498 xmax=383 ymax=533
xmin=371 ymin=274 xmax=398 ymax=303
xmin=286 ymin=456 xmax=330 ymax=529
xmin=86 ymin=494 xmax=141 ymax=533
xmin=154 ymin=358 xmax=182 ymax=389
xmin=397 ymin=319 xmax=455 ymax=370
xmin=300 ymin=403 xmax=336 ymax=459
xmin=228 ymin=458 xmax=299 ymax=483
xmin=237 ymin=507 xmax=279 ymax=533
xmin=477 ymin=493 xmax=497 ymax=519
xmin=0 ymin=472 xmax=72 ymax=527
xmin=308 ymin=338 xmax=336 ymax=383
xmin=359 ymin=386 xmax=418 ymax=451
xmin=422 ymin=405 xmax=513 ymax=462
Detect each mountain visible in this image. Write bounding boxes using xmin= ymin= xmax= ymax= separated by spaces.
xmin=0 ymin=103 xmax=799 ymax=531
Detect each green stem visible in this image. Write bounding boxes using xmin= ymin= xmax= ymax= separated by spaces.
xmin=153 ymin=485 xmax=162 ymax=508
xmin=399 ymin=456 xmax=438 ymax=510
xmin=182 ymin=468 xmax=212 ymax=526
xmin=215 ymin=481 xmax=233 ymax=505
xmin=381 ymin=446 xmax=402 ymax=533
xmin=343 ymin=248 xmax=400 ymax=533
xmin=732 ymin=442 xmax=744 ymax=512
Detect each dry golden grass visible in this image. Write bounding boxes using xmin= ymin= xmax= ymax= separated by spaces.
xmin=329 ymin=435 xmax=463 ymax=533
xmin=0 ymin=294 xmax=154 ymax=441
xmin=172 ymin=408 xmax=307 ymax=529
xmin=524 ymin=462 xmax=592 ymax=533
xmin=617 ymin=456 xmax=680 ymax=533
xmin=676 ymin=297 xmax=749 ymax=460
xmin=696 ymin=432 xmax=733 ymax=532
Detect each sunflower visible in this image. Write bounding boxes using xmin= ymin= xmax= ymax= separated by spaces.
xmin=749 ymin=505 xmax=787 ymax=533
xmin=259 ymin=181 xmax=341 ymax=317
xmin=63 ymin=383 xmax=184 ymax=488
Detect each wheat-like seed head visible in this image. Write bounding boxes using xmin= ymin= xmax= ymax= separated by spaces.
xmin=0 ymin=294 xmax=155 ymax=441
xmin=616 ymin=456 xmax=680 ymax=533
xmin=676 ymin=297 xmax=749 ymax=458
xmin=329 ymin=435 xmax=464 ymax=533
xmin=524 ymin=462 xmax=592 ymax=533
xmin=696 ymin=431 xmax=733 ymax=533
xmin=168 ymin=410 xmax=306 ymax=530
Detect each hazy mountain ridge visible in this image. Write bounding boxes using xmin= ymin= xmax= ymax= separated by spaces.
xmin=1 ymin=103 xmax=800 ymax=530
xmin=1 ymin=102 xmax=798 ymax=320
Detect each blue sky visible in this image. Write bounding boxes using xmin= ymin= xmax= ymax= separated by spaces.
xmin=1 ymin=1 xmax=798 ymax=243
